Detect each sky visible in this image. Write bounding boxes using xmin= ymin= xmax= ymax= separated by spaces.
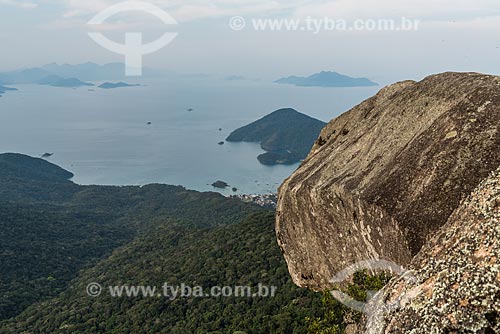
xmin=1 ymin=0 xmax=500 ymax=84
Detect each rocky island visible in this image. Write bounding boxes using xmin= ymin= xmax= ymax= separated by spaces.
xmin=275 ymin=71 xmax=378 ymax=87
xmin=226 ymin=108 xmax=326 ymax=165
xmin=38 ymin=75 xmax=94 ymax=88
xmin=0 ymin=85 xmax=17 ymax=97
xmin=211 ymin=180 xmax=229 ymax=188
xmin=98 ymin=82 xmax=140 ymax=89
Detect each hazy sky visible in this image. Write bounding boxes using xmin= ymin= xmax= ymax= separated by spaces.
xmin=1 ymin=0 xmax=500 ymax=84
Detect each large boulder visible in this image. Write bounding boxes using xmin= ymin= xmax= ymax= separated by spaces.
xmin=276 ymin=72 xmax=500 ymax=289
xmin=362 ymin=167 xmax=500 ymax=334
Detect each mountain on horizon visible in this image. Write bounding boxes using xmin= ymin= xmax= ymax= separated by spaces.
xmin=0 ymin=62 xmax=163 ymax=86
xmin=40 ymin=62 xmax=161 ymax=81
xmin=275 ymin=71 xmax=378 ymax=87
xmin=98 ymin=81 xmax=141 ymax=89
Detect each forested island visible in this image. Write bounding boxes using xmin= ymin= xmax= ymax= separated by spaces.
xmin=226 ymin=108 xmax=326 ymax=165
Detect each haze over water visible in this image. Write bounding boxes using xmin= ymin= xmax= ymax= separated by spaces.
xmin=0 ymin=77 xmax=379 ymax=194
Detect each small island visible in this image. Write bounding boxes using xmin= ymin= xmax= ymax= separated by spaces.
xmin=211 ymin=181 xmax=229 ymax=189
xmin=226 ymin=108 xmax=326 ymax=166
xmin=98 ymin=82 xmax=140 ymax=89
xmin=38 ymin=75 xmax=94 ymax=88
xmin=0 ymin=85 xmax=18 ymax=97
xmin=275 ymin=71 xmax=378 ymax=88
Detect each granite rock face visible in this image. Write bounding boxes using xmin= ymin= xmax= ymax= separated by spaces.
xmin=361 ymin=167 xmax=500 ymax=334
xmin=276 ymin=72 xmax=500 ymax=290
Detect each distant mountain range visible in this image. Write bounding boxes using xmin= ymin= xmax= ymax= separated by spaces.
xmin=275 ymin=71 xmax=378 ymax=87
xmin=0 ymin=62 xmax=158 ymax=88
xmin=41 ymin=62 xmax=131 ymax=81
xmin=226 ymin=108 xmax=326 ymax=165
xmin=0 ymin=62 xmax=158 ymax=84
xmin=40 ymin=62 xmax=165 ymax=81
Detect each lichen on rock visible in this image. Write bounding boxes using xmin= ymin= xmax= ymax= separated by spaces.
xmin=362 ymin=167 xmax=500 ymax=334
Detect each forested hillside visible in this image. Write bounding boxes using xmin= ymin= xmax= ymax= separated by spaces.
xmin=0 ymin=154 xmax=262 ymax=321
xmin=2 ymin=213 xmax=325 ymax=334
xmin=0 ymin=153 xmax=324 ymax=333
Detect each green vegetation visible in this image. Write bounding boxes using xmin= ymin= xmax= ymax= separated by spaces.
xmin=346 ymin=270 xmax=391 ymax=303
xmin=306 ymin=271 xmax=391 ymax=334
xmin=0 ymin=153 xmax=324 ymax=333
xmin=226 ymin=108 xmax=326 ymax=165
xmin=0 ymin=153 xmax=391 ymax=333
xmin=0 ymin=154 xmax=262 ymax=322
xmin=306 ymin=292 xmax=346 ymax=334
xmin=2 ymin=213 xmax=325 ymax=334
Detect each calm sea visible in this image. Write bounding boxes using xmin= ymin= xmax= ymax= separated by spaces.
xmin=0 ymin=77 xmax=379 ymax=194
